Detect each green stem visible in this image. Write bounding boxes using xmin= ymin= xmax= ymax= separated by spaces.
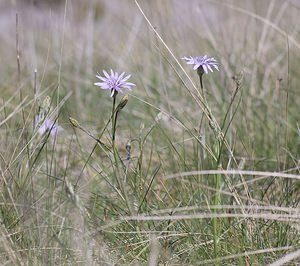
xmin=213 ymin=171 xmax=221 ymax=262
xmin=213 ymin=143 xmax=222 ymax=263
xmin=112 ymin=95 xmax=117 ymax=144
xmin=111 ymin=94 xmax=133 ymax=215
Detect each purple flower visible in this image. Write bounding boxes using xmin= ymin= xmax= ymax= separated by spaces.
xmin=35 ymin=115 xmax=62 ymax=136
xmin=182 ymin=55 xmax=219 ymax=74
xmin=94 ymin=69 xmax=135 ymax=97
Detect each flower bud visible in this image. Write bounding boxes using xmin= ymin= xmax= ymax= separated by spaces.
xmin=69 ymin=117 xmax=80 ymax=128
xmin=116 ymin=94 xmax=129 ymax=112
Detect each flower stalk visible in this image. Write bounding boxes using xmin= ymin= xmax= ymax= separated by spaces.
xmin=94 ymin=69 xmax=135 ymax=214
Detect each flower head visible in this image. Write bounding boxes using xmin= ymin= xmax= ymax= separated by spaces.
xmin=182 ymin=55 xmax=219 ymax=74
xmin=35 ymin=115 xmax=62 ymax=136
xmin=94 ymin=69 xmax=135 ymax=97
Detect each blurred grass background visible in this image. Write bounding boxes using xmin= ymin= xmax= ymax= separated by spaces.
xmin=0 ymin=0 xmax=300 ymax=265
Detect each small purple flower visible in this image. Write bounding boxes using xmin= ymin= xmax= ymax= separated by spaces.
xmin=182 ymin=55 xmax=219 ymax=73
xmin=182 ymin=55 xmax=219 ymax=89
xmin=35 ymin=115 xmax=62 ymax=136
xmin=94 ymin=69 xmax=135 ymax=97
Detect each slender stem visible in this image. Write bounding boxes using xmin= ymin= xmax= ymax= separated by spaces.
xmin=111 ymin=94 xmax=133 ymax=214
xmin=199 ymin=73 xmax=203 ymax=92
xmin=112 ymin=95 xmax=117 ymax=144
xmin=111 ymin=95 xmax=121 ymax=188
xmin=33 ymin=69 xmax=38 ymax=131
xmin=197 ymin=66 xmax=204 ymax=95
xmin=213 ymin=163 xmax=222 ymax=263
xmin=213 ymin=140 xmax=223 ymax=264
xmin=16 ymin=13 xmax=20 ymax=83
xmin=197 ymin=69 xmax=221 ymax=262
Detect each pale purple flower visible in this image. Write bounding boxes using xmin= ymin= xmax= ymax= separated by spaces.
xmin=35 ymin=115 xmax=62 ymax=136
xmin=182 ymin=55 xmax=219 ymax=74
xmin=94 ymin=69 xmax=135 ymax=97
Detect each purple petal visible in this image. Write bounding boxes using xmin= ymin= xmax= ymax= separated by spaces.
xmin=193 ymin=64 xmax=200 ymax=70
xmin=103 ymin=70 xmax=110 ymax=79
xmin=207 ymin=64 xmax=213 ymax=72
xmin=96 ymin=75 xmax=107 ymax=82
xmin=122 ymin=74 xmax=131 ymax=82
xmin=117 ymin=72 xmax=125 ymax=82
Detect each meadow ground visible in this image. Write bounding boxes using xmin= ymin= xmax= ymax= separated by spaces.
xmin=0 ymin=0 xmax=300 ymax=265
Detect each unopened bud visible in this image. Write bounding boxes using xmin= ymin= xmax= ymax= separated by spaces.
xmin=69 ymin=117 xmax=80 ymax=128
xmin=41 ymin=96 xmax=51 ymax=112
xmin=116 ymin=95 xmax=129 ymax=112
